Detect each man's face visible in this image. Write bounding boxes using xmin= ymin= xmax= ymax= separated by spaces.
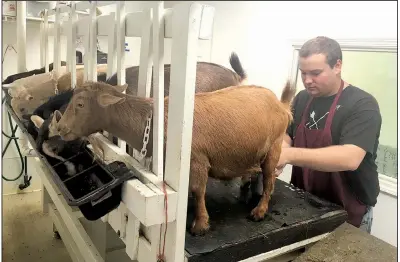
xmin=299 ymin=53 xmax=342 ymax=97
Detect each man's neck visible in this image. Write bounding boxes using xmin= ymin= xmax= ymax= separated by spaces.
xmin=325 ymin=78 xmax=346 ymax=97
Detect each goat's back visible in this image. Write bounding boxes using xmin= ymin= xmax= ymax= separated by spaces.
xmin=2 ymin=61 xmax=67 ymax=84
xmin=164 ymin=85 xmax=291 ymax=173
xmin=106 ymin=62 xmax=243 ymax=96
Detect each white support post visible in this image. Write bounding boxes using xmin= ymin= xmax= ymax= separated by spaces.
xmin=161 ymin=2 xmax=203 ymax=261
xmin=54 ymin=1 xmax=62 ymax=74
xmin=102 ymin=11 xmax=117 ymax=140
xmin=106 ymin=13 xmax=117 ymax=81
xmin=44 ymin=10 xmax=50 ymax=73
xmin=137 ymin=8 xmax=153 ymax=99
xmin=116 ymin=1 xmax=127 ymax=149
xmin=152 ymin=1 xmax=165 ymax=178
xmin=40 ymin=16 xmax=45 ymax=68
xmin=16 ymin=1 xmax=27 ymax=73
xmin=163 ymin=2 xmax=203 ymax=262
xmin=83 ymin=25 xmax=90 ymax=81
xmin=89 ymin=1 xmax=98 ymax=82
xmin=68 ymin=2 xmax=77 ymax=87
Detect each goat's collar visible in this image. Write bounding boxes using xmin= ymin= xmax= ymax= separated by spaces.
xmin=139 ymin=110 xmax=153 ymax=159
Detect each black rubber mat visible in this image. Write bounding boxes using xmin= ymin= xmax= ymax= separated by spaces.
xmin=184 ymin=178 xmax=347 ymax=262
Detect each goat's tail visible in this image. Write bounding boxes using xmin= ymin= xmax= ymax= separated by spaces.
xmin=280 ymin=80 xmax=297 ymax=125
xmin=229 ymin=52 xmax=248 ymax=84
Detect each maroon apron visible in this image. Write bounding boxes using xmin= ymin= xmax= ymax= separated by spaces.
xmin=290 ymin=80 xmax=367 ymax=227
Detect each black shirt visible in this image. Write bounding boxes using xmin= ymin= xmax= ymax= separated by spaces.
xmin=287 ymin=85 xmax=381 ymax=206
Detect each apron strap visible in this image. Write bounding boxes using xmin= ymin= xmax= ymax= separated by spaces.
xmin=299 ymin=96 xmax=314 ymax=125
xmin=324 ymin=79 xmax=344 ymax=130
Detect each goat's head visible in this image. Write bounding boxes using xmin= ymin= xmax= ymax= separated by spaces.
xmin=11 ymin=78 xmax=59 ymax=119
xmin=53 ymin=81 xmax=128 ymax=141
xmin=11 ymin=94 xmax=46 ymax=119
xmin=31 ymin=114 xmax=68 ymax=155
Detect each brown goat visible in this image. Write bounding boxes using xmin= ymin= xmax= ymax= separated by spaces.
xmin=53 ymin=80 xmax=296 ymax=236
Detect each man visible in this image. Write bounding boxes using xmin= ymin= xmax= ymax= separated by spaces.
xmin=274 ymin=36 xmax=381 ymax=234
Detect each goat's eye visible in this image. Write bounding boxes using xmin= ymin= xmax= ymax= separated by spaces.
xmin=77 ymin=103 xmax=84 ymax=108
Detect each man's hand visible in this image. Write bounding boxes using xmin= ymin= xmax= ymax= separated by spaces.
xmin=274 ymin=148 xmax=290 ymax=176
xmin=274 ymin=144 xmax=367 ymax=173
xmin=274 ymin=135 xmax=292 ymax=177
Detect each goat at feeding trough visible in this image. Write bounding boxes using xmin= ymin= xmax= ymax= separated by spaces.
xmin=10 ymin=65 xmax=108 ymax=119
xmin=27 ymin=83 xmax=128 ymax=177
xmin=51 ymin=80 xmax=296 ymax=236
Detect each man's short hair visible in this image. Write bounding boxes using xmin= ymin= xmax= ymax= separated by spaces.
xmin=299 ymin=36 xmax=342 ymax=68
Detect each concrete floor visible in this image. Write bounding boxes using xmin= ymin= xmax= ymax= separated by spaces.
xmin=3 ymin=191 xmax=72 ymax=262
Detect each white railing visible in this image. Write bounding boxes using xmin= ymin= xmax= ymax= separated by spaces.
xmin=36 ymin=1 xmax=215 ymax=261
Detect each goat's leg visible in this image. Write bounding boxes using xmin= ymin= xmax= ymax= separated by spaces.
xmin=249 ymin=140 xmax=281 ymax=221
xmin=189 ymin=160 xmax=210 ymax=236
xmin=239 ymin=174 xmax=252 ymax=203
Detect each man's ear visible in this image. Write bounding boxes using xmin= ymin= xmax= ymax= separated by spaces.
xmin=97 ymin=93 xmax=126 ymax=107
xmin=333 ymin=59 xmax=342 ymax=75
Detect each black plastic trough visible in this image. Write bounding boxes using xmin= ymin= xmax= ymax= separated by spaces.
xmin=3 ymin=97 xmax=136 ymax=221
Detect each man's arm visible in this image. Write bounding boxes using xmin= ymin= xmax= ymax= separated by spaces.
xmin=283 ymin=144 xmax=366 ymax=172
xmin=280 ymin=97 xmax=381 ymax=172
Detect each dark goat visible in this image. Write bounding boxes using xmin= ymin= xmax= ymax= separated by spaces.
xmin=24 ymin=89 xmax=74 ymax=144
xmin=2 ymin=61 xmax=67 ymax=85
xmin=30 ymin=97 xmax=86 ymax=177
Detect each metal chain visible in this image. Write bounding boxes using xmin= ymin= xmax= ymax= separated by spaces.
xmin=140 ymin=112 xmax=153 ymax=158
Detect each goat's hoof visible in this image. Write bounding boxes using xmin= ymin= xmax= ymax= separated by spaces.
xmin=249 ymin=207 xmax=267 ymax=222
xmin=190 ymin=220 xmax=210 ymax=236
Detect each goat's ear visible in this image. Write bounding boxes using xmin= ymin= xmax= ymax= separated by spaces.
xmin=31 ymin=115 xmax=44 ymax=128
xmin=54 ymin=110 xmax=63 ymax=122
xmin=115 ymin=84 xmax=128 ymax=93
xmin=2 ymin=83 xmax=13 ymax=90
xmin=98 ymin=93 xmax=125 ymax=107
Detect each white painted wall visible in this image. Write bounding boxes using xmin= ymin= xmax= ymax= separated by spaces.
xmin=2 ymin=0 xmax=397 ymax=247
